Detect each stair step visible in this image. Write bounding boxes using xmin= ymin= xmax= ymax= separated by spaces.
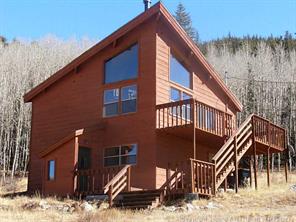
xmin=115 ymin=200 xmax=156 ymax=207
xmin=113 ymin=190 xmax=162 ymax=209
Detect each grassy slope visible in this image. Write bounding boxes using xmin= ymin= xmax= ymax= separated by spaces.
xmin=0 ymin=172 xmax=295 ymax=222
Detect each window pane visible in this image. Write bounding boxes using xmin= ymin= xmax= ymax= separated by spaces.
xmin=121 ymin=144 xmax=137 ymax=155
xmin=170 ymin=88 xmax=181 ymax=101
xmin=48 ymin=160 xmax=55 ymax=180
xmin=121 ymin=85 xmax=137 ymax=101
xmin=104 ymin=157 xmax=119 ymax=167
xmin=104 ymin=103 xmax=118 ymax=116
xmin=183 ymin=92 xmax=192 ymax=100
xmin=105 ymin=44 xmax=138 ymax=84
xmin=104 ymin=88 xmax=119 ymax=104
xmin=170 ymin=54 xmax=190 ymax=88
xmin=104 ymin=147 xmax=120 ymax=157
xmin=121 ymin=155 xmax=136 ymax=165
xmin=122 ymin=100 xmax=136 ymax=113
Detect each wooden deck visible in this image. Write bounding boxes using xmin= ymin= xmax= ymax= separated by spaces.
xmin=74 ymin=111 xmax=287 ymax=207
xmin=156 ymin=98 xmax=234 ymax=138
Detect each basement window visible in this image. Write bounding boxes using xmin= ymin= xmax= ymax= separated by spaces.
xmin=104 ymin=44 xmax=138 ymax=84
xmin=104 ymin=144 xmax=137 ymax=167
xmin=48 ymin=160 xmax=55 ymax=181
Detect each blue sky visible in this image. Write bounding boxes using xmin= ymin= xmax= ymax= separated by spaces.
xmin=1 ymin=0 xmax=295 ymax=42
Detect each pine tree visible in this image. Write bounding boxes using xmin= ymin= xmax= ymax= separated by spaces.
xmin=174 ymin=3 xmax=199 ymax=43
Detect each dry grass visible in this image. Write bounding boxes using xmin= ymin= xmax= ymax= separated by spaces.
xmin=0 ymin=172 xmax=296 ymax=222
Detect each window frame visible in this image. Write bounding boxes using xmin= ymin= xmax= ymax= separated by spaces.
xmin=103 ymin=43 xmax=139 ymax=85
xmin=103 ymin=144 xmax=137 ymax=168
xmin=169 ymin=52 xmax=192 ymax=90
xmin=103 ymin=84 xmax=137 ymax=118
xmin=47 ymin=159 xmax=56 ymax=181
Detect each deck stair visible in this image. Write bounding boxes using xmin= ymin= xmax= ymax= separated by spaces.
xmin=114 ymin=190 xmax=162 ymax=209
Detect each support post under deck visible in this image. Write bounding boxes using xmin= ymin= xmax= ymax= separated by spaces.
xmin=192 ymin=100 xmax=196 ymax=159
xmin=234 ymin=136 xmax=238 ymax=193
xmin=251 ymin=116 xmax=258 ymax=190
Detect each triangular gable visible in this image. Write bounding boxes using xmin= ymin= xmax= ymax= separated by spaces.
xmin=24 ymin=2 xmax=242 ymax=111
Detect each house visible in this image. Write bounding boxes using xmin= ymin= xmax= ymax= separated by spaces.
xmin=24 ymin=2 xmax=287 ymax=208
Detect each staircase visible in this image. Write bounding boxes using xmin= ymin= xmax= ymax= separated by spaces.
xmin=212 ymin=114 xmax=254 ymax=189
xmin=169 ymin=114 xmax=286 ymax=197
xmin=114 ymin=190 xmax=162 ymax=209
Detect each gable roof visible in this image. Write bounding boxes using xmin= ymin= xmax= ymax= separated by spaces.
xmin=24 ymin=2 xmax=242 ymax=111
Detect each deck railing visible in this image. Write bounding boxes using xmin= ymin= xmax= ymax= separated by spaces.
xmin=252 ymin=115 xmax=285 ymax=150
xmin=74 ymin=166 xmax=128 ymax=196
xmin=103 ymin=165 xmax=131 ymax=206
xmin=190 ymin=159 xmax=215 ymax=195
xmin=156 ymin=98 xmax=234 ymax=137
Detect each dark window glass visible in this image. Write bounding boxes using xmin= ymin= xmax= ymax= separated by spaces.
xmin=103 ymin=88 xmax=119 ymax=117
xmin=104 ymin=147 xmax=120 ymax=156
xmin=121 ymin=85 xmax=137 ymax=114
xmin=104 ymin=44 xmax=138 ymax=84
xmin=104 ymin=144 xmax=137 ymax=167
xmin=104 ymin=157 xmax=120 ymax=167
xmin=121 ymin=144 xmax=137 ymax=155
xmin=78 ymin=147 xmax=91 ymax=170
xmin=48 ymin=160 xmax=55 ymax=181
xmin=121 ymin=155 xmax=137 ymax=165
xmin=170 ymin=54 xmax=191 ymax=88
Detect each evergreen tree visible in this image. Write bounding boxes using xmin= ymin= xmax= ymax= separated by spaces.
xmin=174 ymin=3 xmax=199 ymax=43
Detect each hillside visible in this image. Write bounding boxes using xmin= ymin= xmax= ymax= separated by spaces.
xmin=0 ymin=172 xmax=295 ymax=222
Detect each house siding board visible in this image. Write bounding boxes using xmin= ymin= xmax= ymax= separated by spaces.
xmin=28 ymin=20 xmax=158 ymax=193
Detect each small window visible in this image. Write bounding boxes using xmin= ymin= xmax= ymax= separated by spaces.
xmin=103 ymin=88 xmax=119 ymax=116
xmin=103 ymin=85 xmax=137 ymax=117
xmin=121 ymin=85 xmax=137 ymax=114
xmin=48 ymin=160 xmax=55 ymax=181
xmin=104 ymin=144 xmax=137 ymax=167
xmin=170 ymin=54 xmax=191 ymax=89
xmin=104 ymin=44 xmax=138 ymax=84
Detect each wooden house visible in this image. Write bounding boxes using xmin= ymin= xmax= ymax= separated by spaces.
xmin=24 ymin=2 xmax=287 ymax=208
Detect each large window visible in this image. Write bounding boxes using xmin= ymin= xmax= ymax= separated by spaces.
xmin=48 ymin=160 xmax=55 ymax=181
xmin=104 ymin=144 xmax=137 ymax=167
xmin=104 ymin=44 xmax=138 ymax=84
xmin=103 ymin=85 xmax=137 ymax=117
xmin=170 ymin=54 xmax=191 ymax=89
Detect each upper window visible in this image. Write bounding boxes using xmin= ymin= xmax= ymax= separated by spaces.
xmin=104 ymin=44 xmax=138 ymax=84
xmin=103 ymin=85 xmax=137 ymax=117
xmin=104 ymin=144 xmax=137 ymax=167
xmin=170 ymin=54 xmax=191 ymax=89
xmin=48 ymin=160 xmax=55 ymax=181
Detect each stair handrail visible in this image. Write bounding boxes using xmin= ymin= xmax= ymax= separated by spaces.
xmin=212 ymin=114 xmax=254 ymax=162
xmin=103 ymin=165 xmax=131 ymax=206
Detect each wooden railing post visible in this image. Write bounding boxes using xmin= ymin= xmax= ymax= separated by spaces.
xmin=190 ymin=159 xmax=194 ymax=193
xmin=252 ymin=116 xmax=258 ymax=190
xmin=108 ymin=184 xmax=113 ymax=207
xmin=127 ymin=166 xmax=131 ymax=192
xmin=285 ymin=130 xmax=288 ymax=183
xmin=267 ymin=121 xmax=271 ymax=187
xmin=234 ymin=136 xmax=238 ymax=193
xmin=212 ymin=160 xmax=216 ymax=195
